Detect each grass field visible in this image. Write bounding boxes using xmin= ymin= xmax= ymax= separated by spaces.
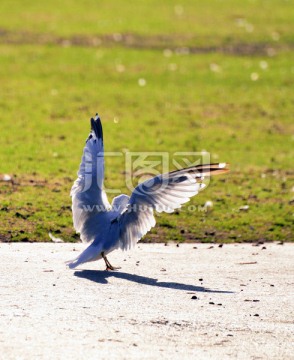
xmin=0 ymin=0 xmax=293 ymax=243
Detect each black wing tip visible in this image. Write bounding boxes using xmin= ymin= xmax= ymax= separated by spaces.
xmin=90 ymin=113 xmax=103 ymax=141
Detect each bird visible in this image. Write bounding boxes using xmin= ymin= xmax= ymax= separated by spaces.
xmin=66 ymin=114 xmax=229 ymax=270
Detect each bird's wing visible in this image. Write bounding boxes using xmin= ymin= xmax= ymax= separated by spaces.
xmin=71 ymin=114 xmax=111 ymax=242
xmin=116 ymin=163 xmax=229 ymax=250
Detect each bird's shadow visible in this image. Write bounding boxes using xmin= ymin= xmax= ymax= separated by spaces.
xmin=74 ymin=270 xmax=233 ymax=294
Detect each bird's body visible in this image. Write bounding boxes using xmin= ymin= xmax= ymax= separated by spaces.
xmin=66 ymin=114 xmax=229 ymax=270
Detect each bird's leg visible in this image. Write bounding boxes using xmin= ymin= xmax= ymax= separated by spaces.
xmin=101 ymin=252 xmax=121 ymax=271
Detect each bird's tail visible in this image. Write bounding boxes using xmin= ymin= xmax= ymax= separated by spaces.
xmin=65 ymin=258 xmax=80 ymax=269
xmin=66 ymin=243 xmax=103 ymax=269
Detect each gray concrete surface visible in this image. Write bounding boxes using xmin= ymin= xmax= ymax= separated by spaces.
xmin=0 ymin=243 xmax=293 ymax=360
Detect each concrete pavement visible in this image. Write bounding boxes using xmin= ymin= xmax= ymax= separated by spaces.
xmin=1 ymin=243 xmax=293 ymax=359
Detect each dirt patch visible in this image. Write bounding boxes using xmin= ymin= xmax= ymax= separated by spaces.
xmin=0 ymin=28 xmax=292 ymax=56
xmin=0 ymin=233 xmax=10 ymax=242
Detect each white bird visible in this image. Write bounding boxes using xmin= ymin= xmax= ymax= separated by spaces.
xmin=66 ymin=114 xmax=229 ymax=270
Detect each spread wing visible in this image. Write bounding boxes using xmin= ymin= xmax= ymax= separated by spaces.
xmin=116 ymin=163 xmax=229 ymax=250
xmin=71 ymin=114 xmax=111 ymax=243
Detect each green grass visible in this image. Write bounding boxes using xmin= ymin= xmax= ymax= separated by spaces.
xmin=0 ymin=0 xmax=293 ymax=243
xmin=0 ymin=0 xmax=294 ymax=46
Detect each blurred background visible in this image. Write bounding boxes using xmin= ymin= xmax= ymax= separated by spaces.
xmin=0 ymin=0 xmax=293 ymax=242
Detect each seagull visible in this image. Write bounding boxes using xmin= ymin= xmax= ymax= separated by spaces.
xmin=66 ymin=114 xmax=229 ymax=270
